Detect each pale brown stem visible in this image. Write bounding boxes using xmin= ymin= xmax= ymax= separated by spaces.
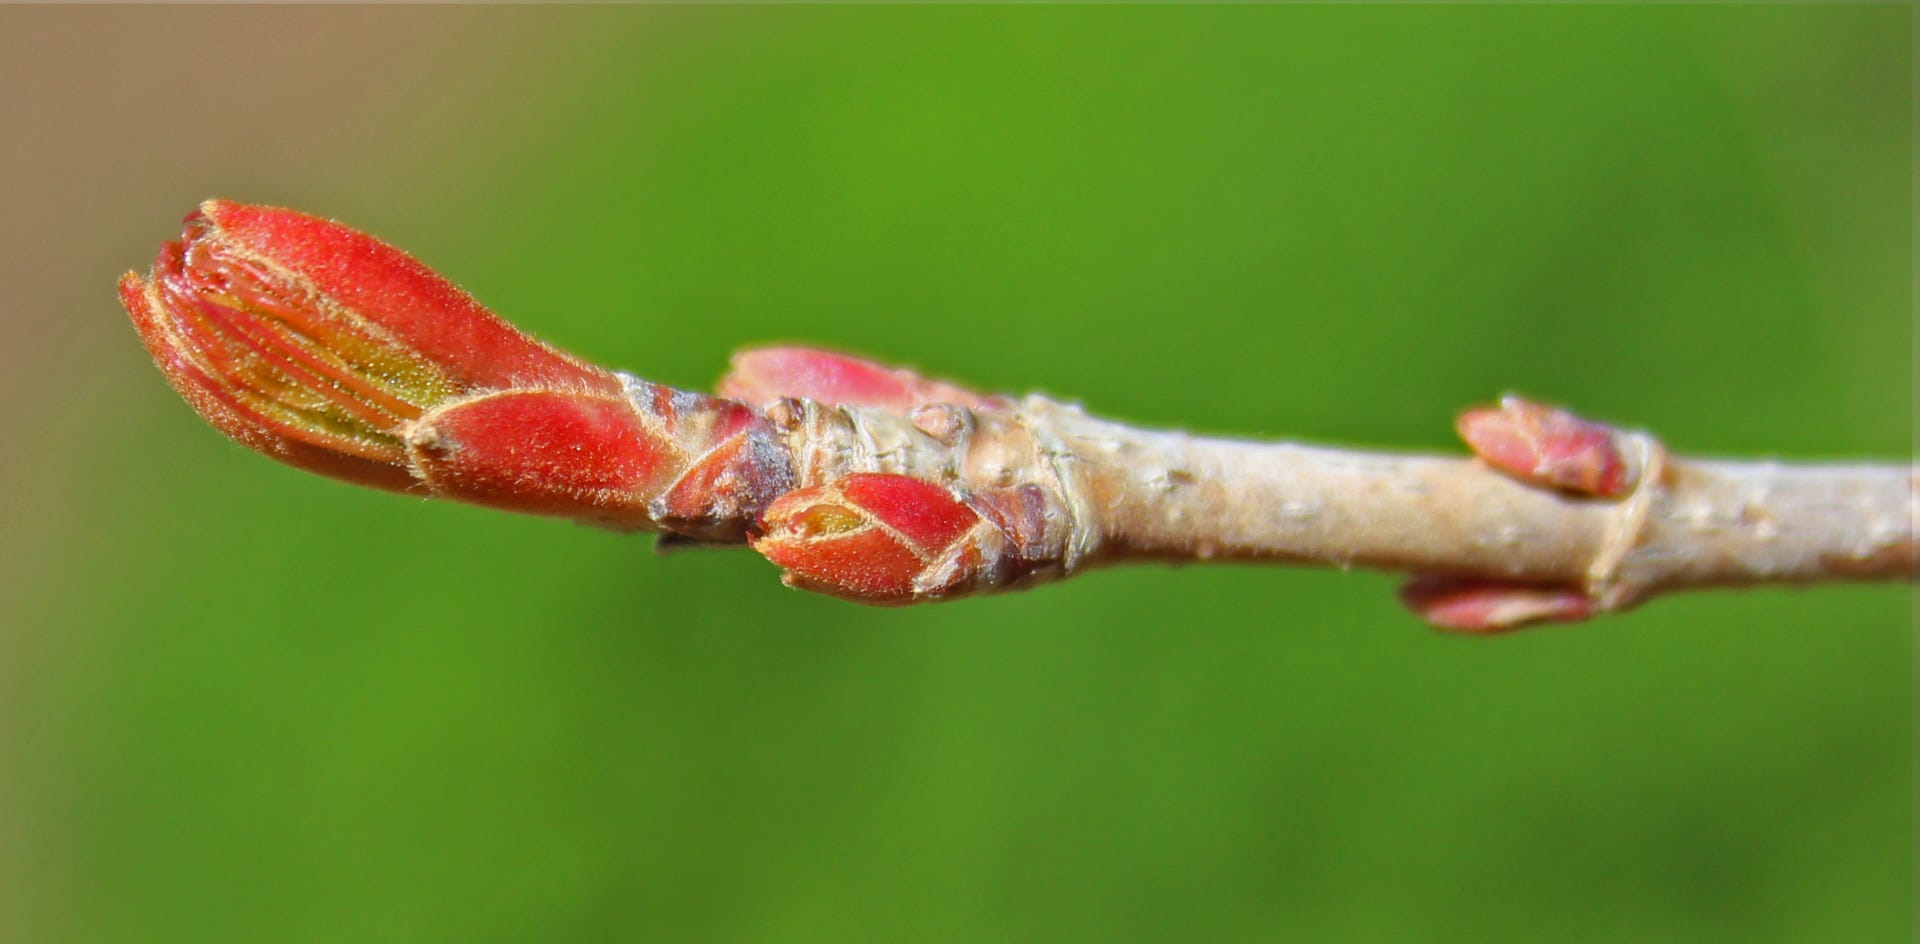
xmin=1033 ymin=402 xmax=1915 ymax=610
xmin=753 ymin=389 xmax=1913 ymax=613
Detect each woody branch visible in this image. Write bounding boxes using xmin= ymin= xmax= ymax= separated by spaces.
xmin=119 ymin=200 xmax=1917 ymax=633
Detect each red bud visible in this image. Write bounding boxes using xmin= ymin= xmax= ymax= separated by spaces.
xmin=1457 ymin=396 xmax=1635 ymax=498
xmin=752 ymin=473 xmax=984 ymax=603
xmin=121 ymin=200 xmax=620 ymax=494
xmin=121 ymin=200 xmax=786 ymax=535
xmin=1399 ymin=576 xmax=1597 ymax=633
xmin=720 ymin=347 xmax=998 ymax=414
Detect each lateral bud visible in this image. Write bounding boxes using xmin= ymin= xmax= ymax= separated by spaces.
xmin=1456 ymin=395 xmax=1639 ymax=498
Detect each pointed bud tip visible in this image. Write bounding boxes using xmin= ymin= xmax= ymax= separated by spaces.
xmin=121 ymin=258 xmax=422 ymax=493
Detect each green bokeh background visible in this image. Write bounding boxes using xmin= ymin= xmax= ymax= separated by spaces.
xmin=3 ymin=6 xmax=1910 ymax=943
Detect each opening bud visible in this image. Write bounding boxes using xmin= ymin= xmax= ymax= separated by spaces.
xmin=120 ymin=199 xmax=620 ymax=492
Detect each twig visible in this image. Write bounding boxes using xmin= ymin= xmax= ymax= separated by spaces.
xmin=119 ymin=200 xmax=1917 ymax=632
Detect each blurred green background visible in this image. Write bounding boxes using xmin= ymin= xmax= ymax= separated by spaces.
xmin=1 ymin=6 xmax=1909 ymax=943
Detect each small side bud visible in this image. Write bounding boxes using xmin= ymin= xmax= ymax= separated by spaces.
xmin=1457 ymin=396 xmax=1637 ymax=498
xmin=752 ymin=473 xmax=985 ymax=604
xmin=909 ymin=402 xmax=973 ymax=444
xmin=720 ymin=347 xmax=1000 ymax=415
xmin=1399 ymin=576 xmax=1597 ymax=634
